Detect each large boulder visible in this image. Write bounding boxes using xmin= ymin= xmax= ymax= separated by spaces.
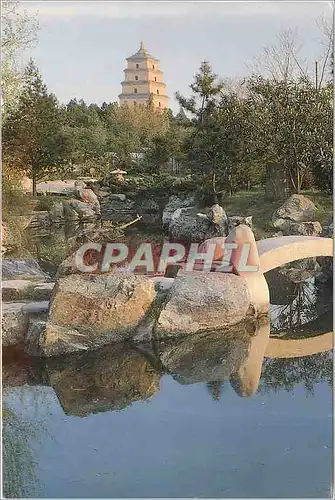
xmin=277 ymin=220 xmax=322 ymax=237
xmin=63 ymin=199 xmax=99 ymax=220
xmin=162 ymin=195 xmax=195 ymax=230
xmin=49 ymin=274 xmax=156 ymax=335
xmin=272 ymin=194 xmax=318 ymax=228
xmin=28 ymin=274 xmax=157 ymax=356
xmin=76 ymin=187 xmax=100 ymax=214
xmin=44 ymin=344 xmax=161 ymax=417
xmin=168 ymin=207 xmax=227 ymax=242
xmin=2 ymin=301 xmax=49 ymax=346
xmin=155 ymin=272 xmax=251 ymax=337
xmin=2 ymin=259 xmax=49 ymax=281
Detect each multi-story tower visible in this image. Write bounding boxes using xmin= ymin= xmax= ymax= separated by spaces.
xmin=119 ymin=41 xmax=169 ymax=110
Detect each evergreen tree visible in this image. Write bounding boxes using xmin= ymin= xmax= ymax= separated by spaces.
xmin=3 ymin=59 xmax=69 ymax=194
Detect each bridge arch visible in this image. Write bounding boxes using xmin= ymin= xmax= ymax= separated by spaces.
xmin=257 ymin=235 xmax=333 ymax=273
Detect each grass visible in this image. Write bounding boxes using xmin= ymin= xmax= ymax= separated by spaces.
xmin=222 ymin=188 xmax=333 ymax=240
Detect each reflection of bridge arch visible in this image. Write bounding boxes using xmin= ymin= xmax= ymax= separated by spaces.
xmin=230 ymin=322 xmax=333 ymax=397
xmin=257 ymin=236 xmax=333 ymax=273
xmin=264 ymin=332 xmax=333 ymax=359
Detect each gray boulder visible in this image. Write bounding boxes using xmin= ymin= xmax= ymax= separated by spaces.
xmin=162 ymin=195 xmax=195 ymax=230
xmin=272 ymin=194 xmax=318 ymax=228
xmin=155 ymin=272 xmax=251 ymax=337
xmin=2 ymin=280 xmax=54 ymax=301
xmin=168 ymin=207 xmax=227 ymax=242
xmin=2 ymin=301 xmax=49 ymax=346
xmin=64 ymin=199 xmax=98 ymax=220
xmin=278 ymin=220 xmax=322 ymax=236
xmin=227 ymin=216 xmax=253 ymax=233
xmin=2 ymin=259 xmax=49 ymax=281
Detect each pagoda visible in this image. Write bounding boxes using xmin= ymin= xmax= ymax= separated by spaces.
xmin=119 ymin=41 xmax=169 ymax=109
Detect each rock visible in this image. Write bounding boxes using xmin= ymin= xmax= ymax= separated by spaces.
xmin=278 ymin=220 xmax=322 ymax=236
xmin=45 ymin=344 xmax=160 ymax=416
xmin=2 ymin=259 xmax=49 ymax=281
xmin=46 ymin=274 xmax=157 ymax=350
xmin=2 ymin=301 xmax=49 ymax=346
xmin=50 ymin=202 xmax=65 ymax=222
xmin=322 ymin=222 xmax=333 ymax=238
xmin=26 ymin=319 xmax=97 ymax=357
xmin=227 ymin=216 xmax=253 ymax=233
xmin=155 ymin=272 xmax=251 ymax=337
xmin=74 ymin=180 xmax=87 ymax=190
xmin=30 ymin=282 xmax=55 ymax=300
xmin=108 ymin=193 xmax=127 ymax=201
xmin=168 ymin=207 xmax=227 ymax=242
xmin=272 ymin=194 xmax=318 ymax=228
xmin=28 ymin=211 xmax=51 ymax=228
xmin=136 ymin=198 xmax=160 ymax=224
xmin=76 ymin=188 xmax=100 ymax=213
xmin=2 ymin=280 xmax=53 ymax=301
xmin=64 ymin=199 xmax=99 ymax=220
xmin=316 ymin=223 xmax=333 ymax=283
xmin=158 ymin=322 xmax=254 ymax=385
xmin=207 ymin=204 xmax=227 ymax=224
xmin=162 ymin=195 xmax=195 ymax=230
xmin=63 ymin=202 xmax=80 ymax=221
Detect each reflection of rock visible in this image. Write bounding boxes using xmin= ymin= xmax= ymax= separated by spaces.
xmin=317 ymin=223 xmax=333 ymax=283
xmin=158 ymin=321 xmax=255 ymax=385
xmin=265 ymin=269 xmax=298 ymax=305
xmin=46 ymin=344 xmax=161 ymax=417
xmin=155 ymin=272 xmax=251 ymax=337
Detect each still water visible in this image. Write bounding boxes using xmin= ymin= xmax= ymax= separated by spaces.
xmin=2 ymin=264 xmax=333 ymax=498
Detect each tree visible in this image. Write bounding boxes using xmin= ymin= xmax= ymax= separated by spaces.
xmin=176 ymin=60 xmax=224 ymax=124
xmin=247 ymin=76 xmax=333 ymax=193
xmin=3 ymin=60 xmax=69 ymax=195
xmin=61 ymin=99 xmax=108 ymax=176
xmin=1 ymin=0 xmax=39 ymax=117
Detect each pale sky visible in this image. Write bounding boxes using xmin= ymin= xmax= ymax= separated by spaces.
xmin=20 ymin=1 xmax=333 ymax=112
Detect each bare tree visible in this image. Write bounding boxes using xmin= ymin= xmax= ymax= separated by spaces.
xmin=315 ymin=14 xmax=333 ymax=88
xmin=1 ymin=0 xmax=40 ymax=114
xmin=248 ymin=27 xmax=309 ymax=82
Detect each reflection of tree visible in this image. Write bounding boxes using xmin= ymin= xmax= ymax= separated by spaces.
xmin=2 ymin=386 xmax=51 ymax=498
xmin=3 ymin=403 xmax=40 ymax=498
xmin=206 ymin=381 xmax=224 ymax=401
xmin=270 ymin=279 xmax=320 ymax=334
xmin=259 ymin=351 xmax=333 ymax=396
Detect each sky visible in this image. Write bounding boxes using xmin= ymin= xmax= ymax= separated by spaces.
xmin=20 ymin=1 xmax=333 ymax=112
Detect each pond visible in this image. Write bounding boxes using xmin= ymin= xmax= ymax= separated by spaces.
xmin=2 ymin=255 xmax=333 ymax=498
